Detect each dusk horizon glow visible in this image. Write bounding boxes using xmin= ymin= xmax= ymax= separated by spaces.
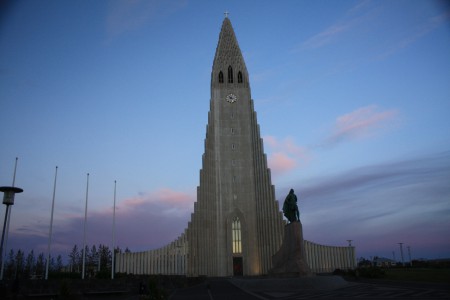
xmin=1 ymin=0 xmax=449 ymax=264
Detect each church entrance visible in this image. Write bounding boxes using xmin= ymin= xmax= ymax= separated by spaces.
xmin=233 ymin=257 xmax=243 ymax=276
xmin=232 ymin=217 xmax=243 ymax=276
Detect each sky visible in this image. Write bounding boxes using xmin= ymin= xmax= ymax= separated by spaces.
xmin=0 ymin=0 xmax=449 ymax=263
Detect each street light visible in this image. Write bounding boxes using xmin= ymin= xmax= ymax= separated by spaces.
xmin=0 ymin=186 xmax=23 ymax=278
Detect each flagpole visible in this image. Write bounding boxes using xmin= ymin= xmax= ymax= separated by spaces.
xmin=82 ymin=173 xmax=89 ymax=279
xmin=0 ymin=157 xmax=18 ymax=280
xmin=45 ymin=166 xmax=58 ymax=280
xmin=111 ymin=180 xmax=116 ymax=279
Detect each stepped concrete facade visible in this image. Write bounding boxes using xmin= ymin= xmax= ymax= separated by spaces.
xmin=115 ymin=17 xmax=356 ymax=276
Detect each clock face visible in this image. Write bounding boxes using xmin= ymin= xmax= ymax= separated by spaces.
xmin=226 ymin=93 xmax=237 ymax=103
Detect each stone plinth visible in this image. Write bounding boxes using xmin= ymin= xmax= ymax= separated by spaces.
xmin=269 ymin=221 xmax=312 ymax=277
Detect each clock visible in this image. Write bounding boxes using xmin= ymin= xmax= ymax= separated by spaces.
xmin=226 ymin=93 xmax=237 ymax=103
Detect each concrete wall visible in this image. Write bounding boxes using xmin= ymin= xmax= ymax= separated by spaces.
xmin=304 ymin=240 xmax=356 ymax=273
xmin=115 ymin=236 xmax=356 ymax=275
xmin=115 ymin=231 xmax=188 ymax=275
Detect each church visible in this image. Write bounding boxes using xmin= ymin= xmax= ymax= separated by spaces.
xmin=115 ymin=16 xmax=356 ymax=277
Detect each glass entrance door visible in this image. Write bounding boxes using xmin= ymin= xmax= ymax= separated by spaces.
xmin=233 ymin=257 xmax=243 ymax=276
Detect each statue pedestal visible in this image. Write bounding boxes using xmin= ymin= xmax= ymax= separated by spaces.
xmin=269 ymin=221 xmax=312 ymax=277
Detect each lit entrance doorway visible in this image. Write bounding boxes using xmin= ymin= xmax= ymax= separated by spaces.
xmin=232 ymin=217 xmax=243 ymax=276
xmin=233 ymin=257 xmax=243 ymax=276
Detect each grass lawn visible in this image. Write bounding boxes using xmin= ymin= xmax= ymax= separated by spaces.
xmin=384 ymin=268 xmax=450 ymax=283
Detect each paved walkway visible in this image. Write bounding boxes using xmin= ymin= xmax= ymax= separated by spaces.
xmin=170 ymin=279 xmax=261 ymax=300
xmin=170 ymin=276 xmax=450 ymax=300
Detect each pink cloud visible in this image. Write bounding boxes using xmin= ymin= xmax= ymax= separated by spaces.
xmin=327 ymin=105 xmax=398 ymax=145
xmin=153 ymin=188 xmax=193 ymax=206
xmin=9 ymin=187 xmax=195 ymax=257
xmin=264 ymin=136 xmax=310 ymax=176
xmin=120 ymin=188 xmax=194 ymax=210
xmin=268 ymin=152 xmax=297 ymax=176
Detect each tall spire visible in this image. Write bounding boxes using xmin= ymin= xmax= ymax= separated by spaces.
xmin=212 ymin=17 xmax=248 ymax=87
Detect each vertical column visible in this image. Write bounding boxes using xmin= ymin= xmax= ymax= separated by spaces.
xmin=150 ymin=251 xmax=154 ymax=274
xmin=320 ymin=244 xmax=325 ymax=273
xmin=144 ymin=251 xmax=148 ymax=274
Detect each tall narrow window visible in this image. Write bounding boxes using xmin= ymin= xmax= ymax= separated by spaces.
xmin=219 ymin=71 xmax=224 ymax=83
xmin=238 ymin=71 xmax=243 ymax=83
xmin=228 ymin=66 xmax=233 ymax=83
xmin=232 ymin=217 xmax=242 ymax=254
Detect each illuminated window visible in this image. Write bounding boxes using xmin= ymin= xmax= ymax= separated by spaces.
xmin=232 ymin=217 xmax=242 ymax=254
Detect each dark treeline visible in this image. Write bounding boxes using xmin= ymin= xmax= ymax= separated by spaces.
xmin=3 ymin=244 xmax=130 ymax=280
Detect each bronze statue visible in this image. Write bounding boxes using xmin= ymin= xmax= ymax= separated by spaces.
xmin=283 ymin=189 xmax=299 ymax=223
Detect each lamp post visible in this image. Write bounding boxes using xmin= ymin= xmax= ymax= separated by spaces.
xmin=0 ymin=186 xmax=23 ymax=279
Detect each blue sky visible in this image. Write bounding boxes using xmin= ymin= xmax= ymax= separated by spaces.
xmin=1 ymin=0 xmax=449 ymax=262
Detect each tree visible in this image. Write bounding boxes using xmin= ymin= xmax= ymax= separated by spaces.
xmin=15 ymin=250 xmax=24 ymax=278
xmin=89 ymin=245 xmax=97 ymax=266
xmin=5 ymin=249 xmax=15 ymax=279
xmin=36 ymin=252 xmax=45 ymax=277
xmin=98 ymin=244 xmax=111 ymax=271
xmin=55 ymin=255 xmax=63 ymax=272
xmin=49 ymin=255 xmax=55 ymax=272
xmin=68 ymin=245 xmax=79 ymax=273
xmin=24 ymin=250 xmax=35 ymax=278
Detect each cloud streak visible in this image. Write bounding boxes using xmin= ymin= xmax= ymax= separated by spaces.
xmin=377 ymin=9 xmax=450 ymax=60
xmin=323 ymin=105 xmax=398 ymax=146
xmin=281 ymin=150 xmax=450 ymax=259
xmin=297 ymin=0 xmax=376 ymax=51
xmin=105 ymin=0 xmax=187 ymax=41
xmin=8 ymin=187 xmax=195 ymax=260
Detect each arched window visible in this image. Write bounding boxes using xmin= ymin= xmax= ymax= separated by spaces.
xmin=232 ymin=217 xmax=242 ymax=254
xmin=238 ymin=71 xmax=243 ymax=83
xmin=228 ymin=66 xmax=233 ymax=83
xmin=219 ymin=71 xmax=224 ymax=83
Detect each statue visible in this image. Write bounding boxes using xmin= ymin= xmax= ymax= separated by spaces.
xmin=283 ymin=189 xmax=299 ymax=223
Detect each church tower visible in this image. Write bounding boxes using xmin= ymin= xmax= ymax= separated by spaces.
xmin=114 ymin=16 xmax=358 ymax=277
xmin=187 ymin=16 xmax=284 ymax=276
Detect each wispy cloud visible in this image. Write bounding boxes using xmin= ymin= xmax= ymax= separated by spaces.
xmin=8 ymin=187 xmax=195 ymax=258
xmin=323 ymin=105 xmax=398 ymax=146
xmin=105 ymin=0 xmax=187 ymax=41
xmin=300 ymin=23 xmax=353 ymax=50
xmin=296 ymin=0 xmax=376 ymax=51
xmin=283 ymin=150 xmax=450 ymax=258
xmin=377 ymin=10 xmax=450 ymax=60
xmin=264 ymin=136 xmax=310 ymax=176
